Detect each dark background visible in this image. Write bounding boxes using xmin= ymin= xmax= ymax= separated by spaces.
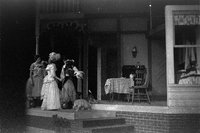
xmin=0 ymin=0 xmax=36 ymax=132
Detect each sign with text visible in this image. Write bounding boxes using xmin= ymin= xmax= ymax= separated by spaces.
xmin=174 ymin=13 xmax=200 ymax=25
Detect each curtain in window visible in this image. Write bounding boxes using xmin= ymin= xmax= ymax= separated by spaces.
xmin=184 ymin=41 xmax=196 ymax=70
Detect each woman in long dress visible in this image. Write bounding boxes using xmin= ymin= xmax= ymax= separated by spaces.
xmin=60 ymin=59 xmax=83 ymax=108
xmin=41 ymin=52 xmax=61 ymax=110
xmin=26 ymin=55 xmax=45 ymax=107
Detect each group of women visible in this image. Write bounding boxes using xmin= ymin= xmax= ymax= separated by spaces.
xmin=26 ymin=52 xmax=83 ymax=110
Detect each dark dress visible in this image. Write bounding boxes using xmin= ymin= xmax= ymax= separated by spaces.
xmin=26 ymin=62 xmax=45 ymax=97
xmin=60 ymin=65 xmax=77 ymax=103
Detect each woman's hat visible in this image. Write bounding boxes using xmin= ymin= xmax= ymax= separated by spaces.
xmin=49 ymin=52 xmax=61 ymax=61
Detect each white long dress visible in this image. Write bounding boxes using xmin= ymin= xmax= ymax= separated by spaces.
xmin=41 ymin=63 xmax=61 ymax=110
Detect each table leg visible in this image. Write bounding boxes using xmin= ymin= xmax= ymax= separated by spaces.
xmin=138 ymin=89 xmax=140 ymax=102
xmin=110 ymin=93 xmax=114 ymax=101
xmin=127 ymin=93 xmax=130 ymax=102
xmin=131 ymin=88 xmax=135 ymax=104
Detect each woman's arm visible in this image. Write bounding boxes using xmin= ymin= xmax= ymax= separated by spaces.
xmin=60 ymin=66 xmax=65 ymax=81
xmin=73 ymin=66 xmax=84 ymax=79
xmin=73 ymin=66 xmax=79 ymax=73
xmin=54 ymin=76 xmax=62 ymax=81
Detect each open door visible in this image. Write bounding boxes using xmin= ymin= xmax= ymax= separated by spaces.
xmin=88 ymin=45 xmax=97 ymax=99
xmin=88 ymin=33 xmax=119 ymax=101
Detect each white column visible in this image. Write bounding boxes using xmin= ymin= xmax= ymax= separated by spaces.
xmin=35 ymin=0 xmax=40 ymax=55
xmin=97 ymin=48 xmax=102 ymax=100
xmin=165 ymin=6 xmax=175 ymax=84
xmin=77 ymin=42 xmax=82 ymax=93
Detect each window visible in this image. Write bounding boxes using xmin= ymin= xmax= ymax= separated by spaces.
xmin=173 ymin=11 xmax=200 ymax=85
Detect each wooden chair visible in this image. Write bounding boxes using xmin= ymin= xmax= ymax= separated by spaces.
xmin=129 ymin=68 xmax=151 ymax=104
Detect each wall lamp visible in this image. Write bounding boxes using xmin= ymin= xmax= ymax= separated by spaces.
xmin=132 ymin=46 xmax=137 ymax=58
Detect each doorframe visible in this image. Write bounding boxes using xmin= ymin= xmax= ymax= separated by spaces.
xmin=83 ymin=39 xmax=89 ymax=99
xmin=89 ymin=33 xmax=120 ymax=101
xmin=97 ymin=48 xmax=101 ymax=100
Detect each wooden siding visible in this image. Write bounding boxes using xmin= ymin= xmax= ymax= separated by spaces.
xmin=168 ymin=85 xmax=200 ymax=107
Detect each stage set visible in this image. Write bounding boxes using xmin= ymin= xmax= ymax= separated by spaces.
xmin=26 ymin=1 xmax=200 ymax=133
xmin=26 ymin=101 xmax=200 ymax=133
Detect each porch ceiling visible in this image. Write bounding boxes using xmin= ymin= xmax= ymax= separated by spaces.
xmin=81 ymin=0 xmax=199 ymax=14
xmin=80 ymin=0 xmax=200 ymax=27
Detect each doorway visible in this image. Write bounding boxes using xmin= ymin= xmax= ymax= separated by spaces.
xmin=90 ymin=33 xmax=119 ymax=100
xmin=88 ymin=45 xmax=97 ymax=99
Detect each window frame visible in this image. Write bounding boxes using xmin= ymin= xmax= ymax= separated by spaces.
xmin=165 ymin=5 xmax=200 ymax=85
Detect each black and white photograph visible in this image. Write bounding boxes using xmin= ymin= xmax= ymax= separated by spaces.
xmin=0 ymin=0 xmax=200 ymax=133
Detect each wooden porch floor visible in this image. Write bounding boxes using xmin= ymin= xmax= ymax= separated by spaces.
xmin=97 ymin=100 xmax=167 ymax=106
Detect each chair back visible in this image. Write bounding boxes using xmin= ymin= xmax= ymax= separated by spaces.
xmin=134 ymin=68 xmax=149 ymax=88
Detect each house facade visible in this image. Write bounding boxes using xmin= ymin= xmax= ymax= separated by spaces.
xmin=32 ymin=1 xmax=200 ymax=132
xmin=36 ymin=0 xmax=167 ymax=101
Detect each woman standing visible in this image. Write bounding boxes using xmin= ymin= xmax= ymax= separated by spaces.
xmin=41 ymin=52 xmax=61 ymax=110
xmin=27 ymin=55 xmax=45 ymax=107
xmin=60 ymin=58 xmax=83 ymax=109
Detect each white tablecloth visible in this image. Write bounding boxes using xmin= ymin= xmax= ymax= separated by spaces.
xmin=104 ymin=78 xmax=134 ymax=94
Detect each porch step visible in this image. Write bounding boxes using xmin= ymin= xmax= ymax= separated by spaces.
xmin=72 ymin=124 xmax=134 ymax=133
xmin=26 ymin=108 xmax=135 ymax=133
xmin=71 ymin=117 xmax=126 ymax=128
xmin=27 ymin=108 xmax=116 ymax=120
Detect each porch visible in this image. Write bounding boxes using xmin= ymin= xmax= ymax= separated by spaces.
xmin=26 ymin=101 xmax=200 ymax=133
